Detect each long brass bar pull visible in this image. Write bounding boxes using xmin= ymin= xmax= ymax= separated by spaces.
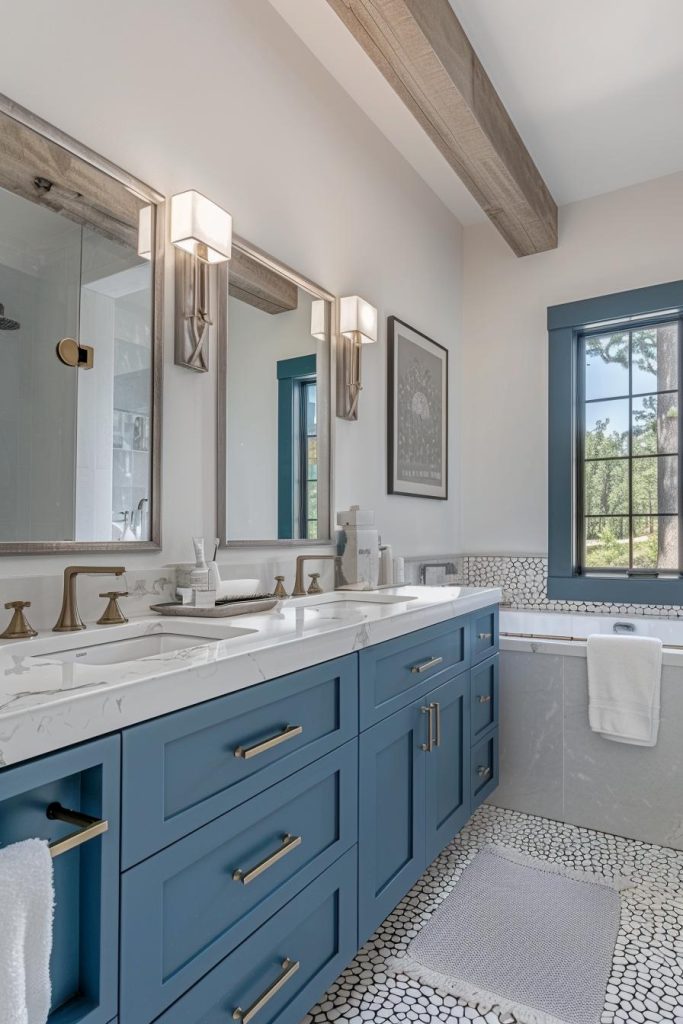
xmin=46 ymin=802 xmax=108 ymax=858
xmin=420 ymin=705 xmax=434 ymax=752
xmin=411 ymin=655 xmax=443 ymax=674
xmin=234 ymin=725 xmax=303 ymax=760
xmin=233 ymin=834 xmax=302 ymax=885
xmin=233 ymin=958 xmax=300 ymax=1023
xmin=432 ymin=702 xmax=441 ymax=747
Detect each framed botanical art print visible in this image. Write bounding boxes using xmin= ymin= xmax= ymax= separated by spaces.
xmin=387 ymin=317 xmax=448 ymax=500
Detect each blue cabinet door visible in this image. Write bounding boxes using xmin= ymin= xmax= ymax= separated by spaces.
xmin=358 ymin=698 xmax=429 ymax=945
xmin=425 ymin=673 xmax=470 ymax=863
xmin=0 ymin=735 xmax=120 ymax=1024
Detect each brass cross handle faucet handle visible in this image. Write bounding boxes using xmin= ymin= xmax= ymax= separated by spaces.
xmin=1 ymin=601 xmax=38 ymax=640
xmin=307 ymin=573 xmax=323 ymax=595
xmin=273 ymin=576 xmax=288 ymax=599
xmin=97 ymin=592 xmax=129 ymax=625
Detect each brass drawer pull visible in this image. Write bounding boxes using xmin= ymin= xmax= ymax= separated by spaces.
xmin=477 ymin=765 xmax=492 ymax=779
xmin=420 ymin=704 xmax=434 ymax=752
xmin=233 ymin=834 xmax=302 ymax=885
xmin=46 ymin=802 xmax=108 ymax=858
xmin=477 ymin=632 xmax=493 ymax=641
xmin=478 ymin=694 xmax=493 ymax=704
xmin=234 ymin=724 xmax=303 ymax=760
xmin=233 ymin=957 xmax=300 ymax=1023
xmin=411 ymin=655 xmax=443 ymax=674
xmin=433 ymin=702 xmax=441 ymax=748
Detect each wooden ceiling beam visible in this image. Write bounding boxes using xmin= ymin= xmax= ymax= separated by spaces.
xmin=325 ymin=0 xmax=558 ymax=255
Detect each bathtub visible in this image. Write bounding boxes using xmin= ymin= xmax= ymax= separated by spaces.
xmin=493 ymin=607 xmax=683 ymax=849
xmin=500 ymin=607 xmax=683 ymax=666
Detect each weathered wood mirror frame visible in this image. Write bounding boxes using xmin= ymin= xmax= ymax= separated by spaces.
xmin=217 ymin=236 xmax=335 ymax=548
xmin=0 ymin=94 xmax=165 ymax=554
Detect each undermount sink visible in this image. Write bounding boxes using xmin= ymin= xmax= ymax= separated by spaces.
xmin=29 ymin=621 xmax=256 ymax=666
xmin=289 ymin=591 xmax=419 ymax=609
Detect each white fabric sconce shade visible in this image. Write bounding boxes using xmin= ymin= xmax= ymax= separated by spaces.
xmin=340 ymin=295 xmax=378 ymax=345
xmin=170 ymin=190 xmax=232 ymax=264
xmin=311 ymin=299 xmax=327 ymax=340
xmin=137 ymin=205 xmax=153 ymax=260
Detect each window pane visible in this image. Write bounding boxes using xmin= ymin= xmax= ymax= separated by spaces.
xmin=584 ymin=332 xmax=629 ymax=400
xmin=632 ymin=393 xmax=678 ymax=455
xmin=632 ymin=516 xmax=679 ymax=570
xmin=632 ymin=455 xmax=678 ymax=515
xmin=631 ymin=323 xmax=678 ymax=395
xmin=584 ymin=460 xmax=628 ymax=516
xmin=584 ymin=517 xmax=629 ymax=568
xmin=307 ymin=479 xmax=318 ymax=521
xmin=585 ymin=399 xmax=629 ymax=457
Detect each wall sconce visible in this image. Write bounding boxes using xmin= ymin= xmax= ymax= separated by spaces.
xmin=170 ymin=190 xmax=232 ymax=372
xmin=137 ymin=205 xmax=152 ymax=261
xmin=310 ymin=299 xmax=327 ymax=341
xmin=336 ymin=295 xmax=377 ymax=420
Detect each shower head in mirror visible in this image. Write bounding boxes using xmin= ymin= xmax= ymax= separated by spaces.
xmin=0 ymin=303 xmax=20 ymax=330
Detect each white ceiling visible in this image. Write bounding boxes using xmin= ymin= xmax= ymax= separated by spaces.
xmin=270 ymin=0 xmax=683 ymax=224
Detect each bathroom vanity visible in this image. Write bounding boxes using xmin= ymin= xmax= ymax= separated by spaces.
xmin=0 ymin=586 xmax=500 ymax=1024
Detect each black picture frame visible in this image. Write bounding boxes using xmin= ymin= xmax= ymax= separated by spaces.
xmin=387 ymin=316 xmax=448 ymax=500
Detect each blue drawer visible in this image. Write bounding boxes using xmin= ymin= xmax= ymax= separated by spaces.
xmin=471 ymin=729 xmax=499 ymax=810
xmin=0 ymin=736 xmax=120 ymax=1024
xmin=470 ymin=655 xmax=499 ymax=743
xmin=153 ymin=847 xmax=357 ymax=1024
xmin=122 ymin=654 xmax=358 ymax=866
xmin=470 ymin=605 xmax=499 ymax=665
xmin=359 ymin=618 xmax=468 ymax=729
xmin=120 ymin=741 xmax=358 ymax=1023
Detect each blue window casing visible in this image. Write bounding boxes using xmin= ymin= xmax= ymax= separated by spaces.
xmin=548 ymin=279 xmax=683 ymax=605
xmin=277 ymin=355 xmax=316 ymax=539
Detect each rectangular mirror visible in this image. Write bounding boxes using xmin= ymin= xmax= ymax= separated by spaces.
xmin=0 ymin=96 xmax=163 ymax=552
xmin=218 ymin=238 xmax=333 ymax=545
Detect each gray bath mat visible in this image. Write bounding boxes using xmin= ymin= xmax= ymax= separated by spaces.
xmin=388 ymin=844 xmax=631 ymax=1024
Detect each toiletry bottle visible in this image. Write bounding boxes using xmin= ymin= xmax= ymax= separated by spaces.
xmin=190 ymin=536 xmax=210 ymax=597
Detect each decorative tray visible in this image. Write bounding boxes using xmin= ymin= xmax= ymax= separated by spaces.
xmin=150 ymin=596 xmax=278 ymax=618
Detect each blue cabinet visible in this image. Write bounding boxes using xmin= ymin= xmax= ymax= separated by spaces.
xmin=358 ymin=697 xmax=428 ymax=944
xmin=0 ymin=736 xmax=120 ymax=1024
xmin=425 ymin=673 xmax=470 ymax=863
xmin=470 ymin=655 xmax=499 ymax=743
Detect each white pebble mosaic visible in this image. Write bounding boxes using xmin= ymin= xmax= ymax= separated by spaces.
xmin=305 ymin=805 xmax=683 ymax=1024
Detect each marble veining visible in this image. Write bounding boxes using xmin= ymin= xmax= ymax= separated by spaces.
xmin=0 ymin=585 xmax=500 ymax=768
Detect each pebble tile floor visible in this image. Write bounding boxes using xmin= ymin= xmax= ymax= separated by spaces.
xmin=305 ymin=805 xmax=683 ymax=1024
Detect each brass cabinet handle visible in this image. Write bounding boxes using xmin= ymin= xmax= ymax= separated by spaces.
xmin=478 ymin=694 xmax=493 ymax=704
xmin=234 ymin=724 xmax=303 ymax=760
xmin=433 ymin=702 xmax=441 ymax=748
xmin=477 ymin=632 xmax=493 ymax=641
xmin=46 ymin=802 xmax=109 ymax=858
xmin=420 ymin=704 xmax=434 ymax=752
xmin=477 ymin=765 xmax=492 ymax=779
xmin=411 ymin=655 xmax=444 ymax=674
xmin=233 ymin=957 xmax=300 ymax=1023
xmin=233 ymin=834 xmax=302 ymax=885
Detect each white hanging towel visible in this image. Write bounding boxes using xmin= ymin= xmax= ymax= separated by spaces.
xmin=0 ymin=838 xmax=54 ymax=1024
xmin=587 ymin=634 xmax=662 ymax=746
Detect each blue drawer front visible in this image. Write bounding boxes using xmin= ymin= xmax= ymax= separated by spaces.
xmin=359 ymin=618 xmax=468 ymax=730
xmin=122 ymin=654 xmax=358 ymax=866
xmin=470 ymin=655 xmax=499 ymax=743
xmin=0 ymin=736 xmax=120 ymax=1024
xmin=471 ymin=730 xmax=499 ymax=810
xmin=153 ymin=848 xmax=357 ymax=1024
xmin=120 ymin=741 xmax=358 ymax=1023
xmin=470 ymin=605 xmax=499 ymax=665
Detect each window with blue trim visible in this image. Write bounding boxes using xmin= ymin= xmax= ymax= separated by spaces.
xmin=548 ymin=280 xmax=683 ymax=604
xmin=277 ymin=355 xmax=318 ymax=540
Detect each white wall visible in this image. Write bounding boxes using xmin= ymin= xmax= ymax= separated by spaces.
xmin=460 ymin=171 xmax=683 ymax=555
xmin=0 ymin=0 xmax=462 ymax=581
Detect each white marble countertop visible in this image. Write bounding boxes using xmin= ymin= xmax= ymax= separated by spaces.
xmin=0 ymin=585 xmax=500 ymax=769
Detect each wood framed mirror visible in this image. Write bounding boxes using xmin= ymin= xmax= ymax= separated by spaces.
xmin=0 ymin=95 xmax=164 ymax=553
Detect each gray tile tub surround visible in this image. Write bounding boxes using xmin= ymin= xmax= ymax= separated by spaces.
xmin=462 ymin=553 xmax=683 ymax=618
xmin=489 ymin=648 xmax=683 ymax=850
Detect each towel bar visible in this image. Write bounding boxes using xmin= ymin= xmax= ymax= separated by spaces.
xmin=46 ymin=802 xmax=109 ymax=858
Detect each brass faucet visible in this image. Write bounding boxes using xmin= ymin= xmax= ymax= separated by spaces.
xmin=53 ymin=566 xmax=126 ymax=632
xmin=292 ymin=555 xmax=344 ymax=598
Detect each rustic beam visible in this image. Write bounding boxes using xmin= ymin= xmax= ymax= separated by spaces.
xmin=325 ymin=0 xmax=558 ymax=255
xmin=229 ymin=247 xmax=299 ymax=314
